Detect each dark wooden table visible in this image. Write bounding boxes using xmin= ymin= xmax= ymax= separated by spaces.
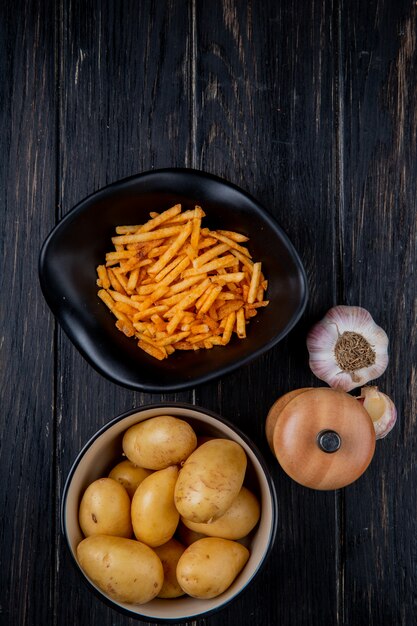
xmin=2 ymin=1 xmax=416 ymax=624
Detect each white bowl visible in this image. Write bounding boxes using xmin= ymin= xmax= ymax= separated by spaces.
xmin=61 ymin=403 xmax=278 ymax=621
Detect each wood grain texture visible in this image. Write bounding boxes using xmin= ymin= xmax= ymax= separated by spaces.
xmin=340 ymin=1 xmax=417 ymax=624
xmin=0 ymin=1 xmax=56 ymax=624
xmin=56 ymin=2 xmax=194 ymax=625
xmin=195 ymin=1 xmax=340 ymax=624
xmin=1 ymin=0 xmax=417 ymax=624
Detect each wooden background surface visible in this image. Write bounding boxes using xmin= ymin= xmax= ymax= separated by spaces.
xmin=1 ymin=1 xmax=416 ymax=624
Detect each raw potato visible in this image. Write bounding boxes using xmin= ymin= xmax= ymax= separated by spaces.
xmin=122 ymin=416 xmax=197 ymax=470
xmin=176 ymin=521 xmax=207 ymax=546
xmin=174 ymin=439 xmax=247 ymax=523
xmin=181 ymin=487 xmax=260 ymax=540
xmin=77 ymin=535 xmax=163 ymax=604
xmin=131 ymin=466 xmax=179 ymax=547
xmin=79 ymin=478 xmax=132 ymax=538
xmin=154 ymin=539 xmax=186 ymax=598
xmin=108 ymin=460 xmax=153 ymax=498
xmin=176 ymin=537 xmax=249 ymax=599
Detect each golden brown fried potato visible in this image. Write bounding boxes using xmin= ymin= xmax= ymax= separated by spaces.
xmin=96 ymin=204 xmax=269 ymax=359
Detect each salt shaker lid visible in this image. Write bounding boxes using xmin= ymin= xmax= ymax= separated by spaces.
xmin=266 ymin=388 xmax=376 ymax=490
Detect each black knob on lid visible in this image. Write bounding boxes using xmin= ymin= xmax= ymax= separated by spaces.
xmin=317 ymin=429 xmax=341 ymax=453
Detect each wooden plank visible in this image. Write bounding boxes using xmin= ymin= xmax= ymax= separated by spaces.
xmin=0 ymin=1 xmax=56 ymax=624
xmin=194 ymin=1 xmax=340 ymax=624
xmin=55 ymin=1 xmax=194 ymax=624
xmin=339 ymin=0 xmax=417 ymax=623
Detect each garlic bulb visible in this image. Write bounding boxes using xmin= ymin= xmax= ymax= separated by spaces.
xmin=357 ymin=386 xmax=397 ymax=439
xmin=307 ymin=306 xmax=389 ymax=391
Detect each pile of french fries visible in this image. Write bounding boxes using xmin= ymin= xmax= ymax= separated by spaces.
xmin=96 ymin=204 xmax=269 ymax=360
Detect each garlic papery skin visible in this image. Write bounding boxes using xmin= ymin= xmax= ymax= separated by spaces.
xmin=357 ymin=386 xmax=397 ymax=439
xmin=307 ymin=306 xmax=389 ymax=392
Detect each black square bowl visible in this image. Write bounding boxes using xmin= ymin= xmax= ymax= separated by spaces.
xmin=39 ymin=169 xmax=308 ymax=393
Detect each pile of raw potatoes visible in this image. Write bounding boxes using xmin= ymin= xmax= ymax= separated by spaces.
xmin=77 ymin=415 xmax=261 ymax=605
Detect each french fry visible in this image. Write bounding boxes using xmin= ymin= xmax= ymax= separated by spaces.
xmin=164 ymin=278 xmax=211 ymax=317
xmin=133 ymin=305 xmax=169 ymax=321
xmin=193 ymin=243 xmax=229 ymax=268
xmin=245 ymin=300 xmax=270 ymax=310
xmin=135 ymin=204 xmax=182 ymax=233
xmin=148 ymin=221 xmax=193 ymax=275
xmin=166 ymin=310 xmax=185 ymax=335
xmin=217 ymin=230 xmax=249 ymax=242
xmin=105 ymin=250 xmax=136 ymax=262
xmin=112 ymin=225 xmax=183 ymax=245
xmin=158 ymin=292 xmax=189 ymax=308
xmin=137 ymin=339 xmax=167 ymax=360
xmin=222 ymin=311 xmax=236 ymax=345
xmin=155 ymin=331 xmax=191 ymax=346
xmin=190 ymin=324 xmax=210 ymax=334
xmin=206 ymin=335 xmax=224 ymax=346
xmin=98 ymin=288 xmax=115 ymax=311
xmin=150 ymin=314 xmax=167 ymax=332
xmin=247 ymin=262 xmax=262 ymax=304
xmin=158 ymin=256 xmax=191 ymax=287
xmin=198 ymin=236 xmax=218 ymax=249
xmin=153 ymin=254 xmax=189 ymax=283
xmin=236 ymin=308 xmax=246 ymax=338
xmin=188 ymin=332 xmax=213 ymax=344
xmin=127 ymin=268 xmax=140 ymax=292
xmin=256 ymin=285 xmax=265 ymax=303
xmin=114 ymin=301 xmax=138 ymax=316
xmin=195 ymin=284 xmax=215 ymax=310
xmin=167 ymin=275 xmax=202 ymax=295
xmin=140 ymin=284 xmax=170 ymax=311
xmin=214 ymin=292 xmax=236 ymax=301
xmin=107 ymin=268 xmax=126 ymax=294
xmin=114 ymin=205 xmax=181 ymax=234
xmin=133 ymin=239 xmax=166 ymax=260
xmin=147 ymin=244 xmax=170 ymax=258
xmin=230 ymin=249 xmax=254 ymax=271
xmin=208 ymin=304 xmax=218 ymax=321
xmin=173 ymin=341 xmax=198 ymax=350
xmin=108 ymin=290 xmax=143 ymax=310
xmin=217 ymin=300 xmax=244 ymax=319
xmin=201 ymin=314 xmax=219 ymax=331
xmin=182 ymin=254 xmax=237 ymax=277
xmin=96 ymin=265 xmax=110 ymax=289
xmin=190 ymin=212 xmax=202 ymax=256
xmin=160 ymin=207 xmax=205 ymax=224
xmin=198 ymin=284 xmax=223 ymax=316
xmin=209 ymin=232 xmax=252 ymax=258
xmin=212 ymin=272 xmax=245 ymax=284
xmin=115 ymin=318 xmax=135 ymax=337
xmin=112 ymin=269 xmax=129 ymax=292
xmin=97 ymin=205 xmax=268 ymax=359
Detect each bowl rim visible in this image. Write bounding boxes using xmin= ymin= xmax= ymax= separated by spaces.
xmin=61 ymin=402 xmax=278 ymax=622
xmin=39 ymin=167 xmax=308 ymax=393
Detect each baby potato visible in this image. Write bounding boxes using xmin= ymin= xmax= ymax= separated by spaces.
xmin=176 ymin=537 xmax=249 ymax=599
xmin=174 ymin=439 xmax=247 ymax=523
xmin=131 ymin=466 xmax=179 ymax=547
xmin=181 ymin=486 xmax=260 ymax=540
xmin=108 ymin=460 xmax=152 ymax=498
xmin=77 ymin=535 xmax=163 ymax=604
xmin=79 ymin=478 xmax=132 ymax=538
xmin=176 ymin=520 xmax=207 ymax=546
xmin=154 ymin=539 xmax=186 ymax=598
xmin=122 ymin=416 xmax=197 ymax=470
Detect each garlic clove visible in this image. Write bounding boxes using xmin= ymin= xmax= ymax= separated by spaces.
xmin=324 ymin=305 xmax=377 ymax=335
xmin=307 ymin=305 xmax=389 ymax=392
xmin=357 ymin=386 xmax=397 ymax=439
